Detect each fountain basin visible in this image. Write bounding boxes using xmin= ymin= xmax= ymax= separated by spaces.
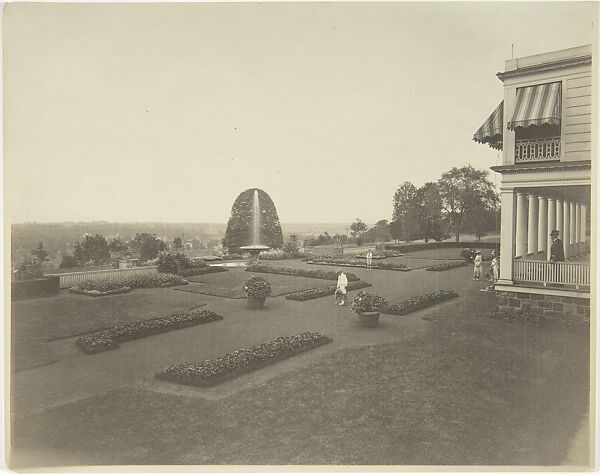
xmin=240 ymin=245 xmax=270 ymax=262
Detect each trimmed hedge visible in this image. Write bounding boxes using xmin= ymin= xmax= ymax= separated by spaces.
xmin=156 ymin=332 xmax=331 ymax=387
xmin=385 ymin=242 xmax=499 ymax=252
xmin=69 ymin=273 xmax=188 ymax=296
xmin=285 ymin=280 xmax=371 ymax=301
xmin=76 ymin=310 xmax=223 ymax=353
xmin=245 ymin=264 xmax=359 ymax=281
xmin=425 ymin=261 xmax=466 ymax=272
xmin=307 ymin=257 xmax=411 ymax=272
xmin=383 ymin=290 xmax=458 ymax=316
xmin=180 ymin=267 xmax=228 ymax=277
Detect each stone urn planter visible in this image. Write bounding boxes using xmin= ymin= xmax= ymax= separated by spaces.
xmin=351 ymin=291 xmax=388 ymax=329
xmin=247 ymin=295 xmax=267 ymax=309
xmin=358 ymin=311 xmax=380 ymax=328
xmin=243 ymin=275 xmax=272 ymax=310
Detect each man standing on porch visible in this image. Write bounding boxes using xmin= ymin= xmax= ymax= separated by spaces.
xmin=549 ymin=230 xmax=565 ymax=262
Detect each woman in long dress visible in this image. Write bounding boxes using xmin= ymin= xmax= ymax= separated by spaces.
xmin=473 ymin=251 xmax=482 ymax=281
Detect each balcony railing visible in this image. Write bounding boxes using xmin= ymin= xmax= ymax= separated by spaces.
xmin=515 ymin=136 xmax=560 ymax=163
xmin=513 ymin=259 xmax=590 ymax=290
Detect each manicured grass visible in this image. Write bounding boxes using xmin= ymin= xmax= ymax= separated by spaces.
xmin=10 ymin=292 xmax=589 ymax=466
xmin=180 ymin=269 xmax=337 ymax=299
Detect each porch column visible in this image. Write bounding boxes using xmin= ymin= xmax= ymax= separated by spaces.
xmin=563 ymin=200 xmax=570 ymax=259
xmin=581 ymin=204 xmax=587 ymax=250
xmin=538 ymin=196 xmax=548 ymax=256
xmin=527 ymin=194 xmax=538 ymax=256
xmin=547 ymin=198 xmax=556 ymax=260
xmin=575 ymin=203 xmax=581 ymax=255
xmin=515 ymin=192 xmax=528 ymax=258
xmin=498 ymin=188 xmax=516 ymax=283
xmin=569 ymin=201 xmax=576 ymax=257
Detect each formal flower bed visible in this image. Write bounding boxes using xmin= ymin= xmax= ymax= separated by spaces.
xmin=383 ymin=290 xmax=458 ymax=315
xmin=258 ymin=249 xmax=307 ymax=260
xmin=245 ymin=264 xmax=359 ymax=281
xmin=76 ymin=309 xmax=223 ymax=353
xmin=156 ymin=332 xmax=332 ymax=387
xmin=307 ymin=257 xmax=411 ymax=272
xmin=425 ymin=261 xmax=466 ymax=272
xmin=285 ymin=280 xmax=371 ymax=301
xmin=69 ymin=273 xmax=188 ymax=296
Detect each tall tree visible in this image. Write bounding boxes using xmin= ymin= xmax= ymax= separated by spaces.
xmin=416 ymin=182 xmax=447 ymax=243
xmin=223 ymin=188 xmax=284 ymax=253
xmin=392 ymin=182 xmax=421 ymax=241
xmin=74 ymin=234 xmax=111 ymax=265
xmin=172 ymin=237 xmax=183 ymax=251
xmin=130 ymin=233 xmax=167 ymax=261
xmin=350 ymin=218 xmax=368 ymax=245
xmin=31 ymin=241 xmax=49 ymax=263
xmin=437 ymin=166 xmax=498 ymax=242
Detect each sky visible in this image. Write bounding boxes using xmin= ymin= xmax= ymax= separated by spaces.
xmin=4 ymin=2 xmax=597 ymax=224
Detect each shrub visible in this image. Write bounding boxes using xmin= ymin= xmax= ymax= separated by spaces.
xmin=156 ymin=251 xmax=208 ymax=275
xmin=246 ymin=264 xmax=359 ymax=281
xmin=383 ymin=290 xmax=458 ymax=315
xmin=425 ymin=261 xmax=466 ymax=271
xmin=350 ymin=292 xmax=389 ymax=313
xmin=76 ymin=310 xmax=223 ymax=353
xmin=243 ymin=275 xmax=272 ymax=298
xmin=14 ymin=261 xmax=44 ymax=281
xmin=156 ymin=332 xmax=331 ymax=387
xmin=285 ymin=280 xmax=371 ymax=301
xmin=59 ymin=255 xmax=80 ymax=269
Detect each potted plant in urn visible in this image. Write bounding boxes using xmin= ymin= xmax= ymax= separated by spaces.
xmin=243 ymin=275 xmax=272 ymax=309
xmin=350 ymin=292 xmax=388 ymax=327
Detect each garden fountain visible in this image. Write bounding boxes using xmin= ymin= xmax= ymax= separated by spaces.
xmin=240 ymin=189 xmax=270 ymax=262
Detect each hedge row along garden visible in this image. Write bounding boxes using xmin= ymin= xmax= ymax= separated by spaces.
xmin=156 ymin=332 xmax=332 ymax=387
xmin=306 ymin=257 xmax=411 ymax=272
xmin=425 ymin=261 xmax=466 ymax=272
xmin=69 ymin=273 xmax=188 ymax=297
xmin=286 ymin=281 xmax=372 ymax=301
xmin=76 ymin=310 xmax=223 ymax=353
xmin=245 ymin=264 xmax=359 ymax=281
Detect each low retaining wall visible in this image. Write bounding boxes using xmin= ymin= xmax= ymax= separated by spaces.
xmin=495 ymin=289 xmax=590 ymax=323
xmin=12 ymin=276 xmax=60 ymax=300
xmin=48 ymin=266 xmax=159 ymax=289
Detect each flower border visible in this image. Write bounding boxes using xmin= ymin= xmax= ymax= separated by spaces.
xmin=156 ymin=332 xmax=332 ymax=387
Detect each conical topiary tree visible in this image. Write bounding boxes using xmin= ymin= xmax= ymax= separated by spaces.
xmin=222 ymin=188 xmax=284 ymax=254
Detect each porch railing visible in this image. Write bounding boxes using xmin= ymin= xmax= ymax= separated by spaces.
xmin=515 ymin=136 xmax=560 ymax=163
xmin=513 ymin=259 xmax=590 ymax=289
xmin=48 ymin=265 xmax=158 ymax=289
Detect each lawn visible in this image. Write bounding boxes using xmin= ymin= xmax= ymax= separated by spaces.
xmin=9 ymin=277 xmax=590 ymax=467
xmin=181 ymin=269 xmax=334 ymax=298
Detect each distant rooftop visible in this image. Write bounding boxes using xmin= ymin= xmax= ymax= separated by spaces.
xmin=497 ymin=44 xmax=592 ymax=81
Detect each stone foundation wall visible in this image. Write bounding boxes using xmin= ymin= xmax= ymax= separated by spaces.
xmin=495 ymin=290 xmax=590 ymax=323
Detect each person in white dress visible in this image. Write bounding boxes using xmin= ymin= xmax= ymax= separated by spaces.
xmin=336 ymin=269 xmax=348 ymax=305
xmin=366 ymin=250 xmax=373 ymax=270
xmin=490 ymin=251 xmax=500 ymax=282
xmin=473 ymin=251 xmax=482 ymax=281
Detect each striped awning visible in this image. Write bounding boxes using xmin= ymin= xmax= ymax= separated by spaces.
xmin=507 ymin=82 xmax=561 ymax=130
xmin=473 ymin=101 xmax=503 ymax=150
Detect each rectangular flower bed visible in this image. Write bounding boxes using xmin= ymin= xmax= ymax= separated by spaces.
xmin=307 ymin=258 xmax=411 ymax=272
xmin=76 ymin=310 xmax=223 ymax=354
xmin=425 ymin=261 xmax=466 ymax=272
xmin=245 ymin=264 xmax=359 ymax=281
xmin=69 ymin=273 xmax=188 ymax=296
xmin=285 ymin=280 xmax=371 ymax=301
xmin=383 ymin=290 xmax=458 ymax=316
xmin=156 ymin=332 xmax=331 ymax=387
